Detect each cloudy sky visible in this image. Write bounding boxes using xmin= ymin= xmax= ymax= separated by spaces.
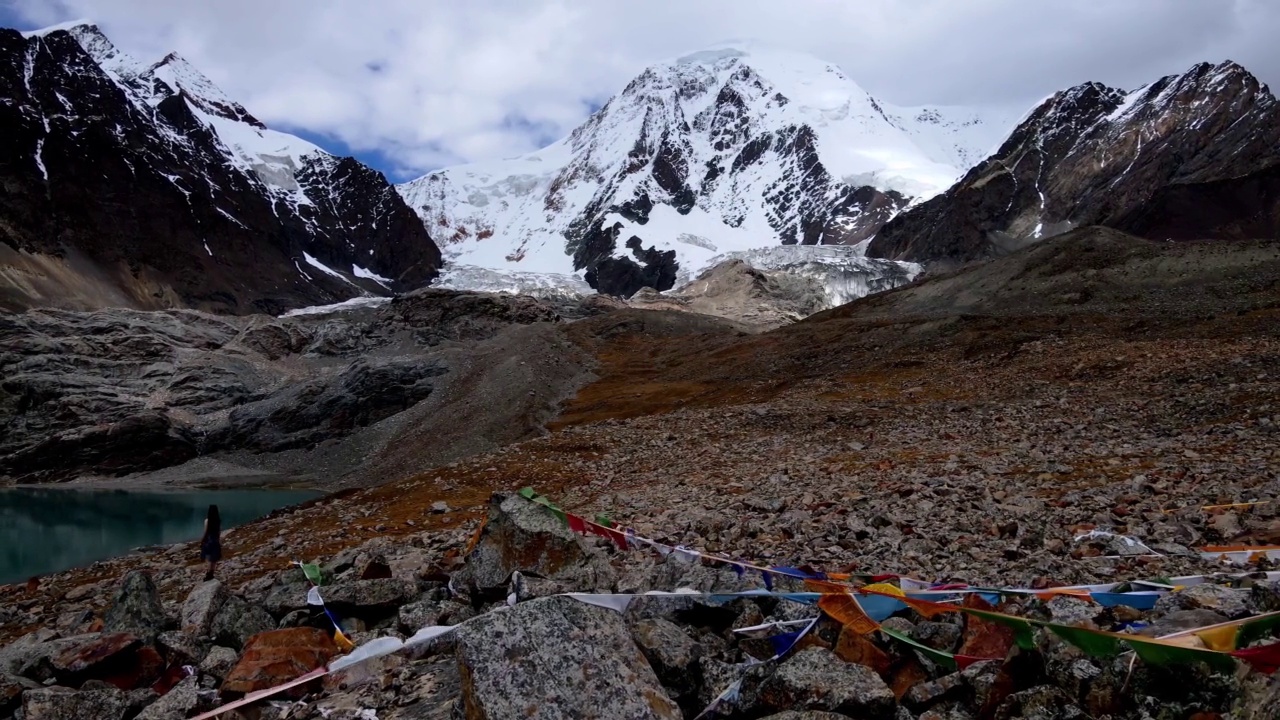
xmin=4 ymin=0 xmax=1277 ymax=181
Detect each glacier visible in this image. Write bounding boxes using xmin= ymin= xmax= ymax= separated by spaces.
xmin=683 ymin=245 xmax=921 ymax=309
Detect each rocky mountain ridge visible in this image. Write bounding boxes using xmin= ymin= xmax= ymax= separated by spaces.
xmin=869 ymin=61 xmax=1280 ymax=264
xmin=0 ymin=22 xmax=441 ymax=315
xmin=397 ymin=43 xmax=1011 ymax=297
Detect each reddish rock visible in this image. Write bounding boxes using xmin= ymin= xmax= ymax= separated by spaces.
xmin=221 ymin=628 xmax=339 ymax=697
xmin=889 ymin=656 xmax=931 ymax=701
xmin=50 ymin=633 xmax=141 ymax=676
xmin=97 ymin=645 xmax=164 ymax=690
xmin=957 ymin=595 xmax=1015 ymax=661
xmin=834 ymin=629 xmax=892 ymax=677
xmin=46 ymin=632 xmax=164 ymax=690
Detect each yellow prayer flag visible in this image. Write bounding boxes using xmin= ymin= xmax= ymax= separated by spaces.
xmin=1194 ymin=625 xmax=1241 ymax=652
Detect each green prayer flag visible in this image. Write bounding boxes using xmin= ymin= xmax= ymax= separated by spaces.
xmin=595 ymin=513 xmax=613 ymax=528
xmin=880 ymin=627 xmax=958 ymax=671
xmin=1237 ymin=612 xmax=1280 ymax=650
xmin=301 ymin=563 xmax=323 ymax=586
xmin=1125 ymin=636 xmax=1237 ymax=673
xmin=1047 ymin=624 xmax=1124 ymax=658
xmin=965 ymin=608 xmax=1037 ymax=650
xmin=519 ymin=487 xmax=537 ymax=500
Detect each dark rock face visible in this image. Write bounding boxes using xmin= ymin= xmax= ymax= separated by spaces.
xmin=870 ymin=62 xmax=1280 ymax=264
xmin=0 ymin=288 xmax=566 ymax=484
xmin=0 ymin=26 xmax=440 ymax=314
xmin=213 ymin=358 xmax=448 ymax=453
xmin=1112 ymin=163 xmax=1280 ymax=241
xmin=578 ymin=219 xmax=680 ymax=297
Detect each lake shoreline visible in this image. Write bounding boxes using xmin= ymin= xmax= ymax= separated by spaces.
xmin=2 ymin=456 xmax=326 ymax=493
xmin=0 ymin=486 xmax=322 ymax=583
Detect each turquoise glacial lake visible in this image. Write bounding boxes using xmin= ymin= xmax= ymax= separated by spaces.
xmin=0 ymin=488 xmax=319 ymax=584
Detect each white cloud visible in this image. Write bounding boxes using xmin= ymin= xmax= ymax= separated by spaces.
xmin=9 ymin=0 xmax=1279 ymax=179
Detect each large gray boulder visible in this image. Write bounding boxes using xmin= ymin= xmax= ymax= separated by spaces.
xmin=319 ymin=578 xmax=419 ymax=615
xmin=452 ymin=595 xmax=680 ymax=719
xmin=0 ymin=629 xmax=61 ymax=676
xmin=631 ymin=618 xmax=703 ymax=706
xmin=180 ymin=579 xmax=230 ymax=636
xmin=103 ymin=571 xmax=167 ymax=641
xmin=209 ymin=596 xmax=275 ymax=650
xmin=743 ymin=647 xmax=897 ymax=719
xmin=455 ymin=492 xmax=616 ymax=594
xmin=260 ymin=565 xmax=334 ymax=617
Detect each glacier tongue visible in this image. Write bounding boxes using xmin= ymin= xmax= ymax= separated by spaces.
xmin=432 ymin=264 xmax=593 ymax=300
xmin=687 ymin=245 xmax=921 ymax=309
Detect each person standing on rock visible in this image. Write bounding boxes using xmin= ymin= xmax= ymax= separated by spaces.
xmin=201 ymin=504 xmax=222 ymax=581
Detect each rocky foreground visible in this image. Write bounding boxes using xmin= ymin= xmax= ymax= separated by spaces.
xmin=2 ymin=228 xmax=1280 ymax=718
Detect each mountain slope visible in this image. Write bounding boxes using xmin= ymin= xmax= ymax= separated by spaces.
xmin=398 ymin=43 xmax=1013 ymax=297
xmin=0 ymin=22 xmax=441 ymax=314
xmin=868 ymin=61 xmax=1280 ymax=264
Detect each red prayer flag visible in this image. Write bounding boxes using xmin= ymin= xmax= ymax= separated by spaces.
xmin=567 ymin=514 xmax=587 ymax=534
xmin=1232 ymin=643 xmax=1280 ymax=674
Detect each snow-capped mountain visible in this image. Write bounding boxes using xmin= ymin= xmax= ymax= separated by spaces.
xmin=397 ymin=43 xmax=1015 ymax=297
xmin=0 ymin=22 xmax=440 ymax=313
xmin=870 ymin=61 xmax=1280 ymax=263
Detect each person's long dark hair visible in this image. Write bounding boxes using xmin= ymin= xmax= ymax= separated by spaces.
xmin=205 ymin=504 xmax=221 ymax=540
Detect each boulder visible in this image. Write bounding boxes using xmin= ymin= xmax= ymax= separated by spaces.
xmin=631 ymin=618 xmax=703 ymax=705
xmin=1154 ymin=584 xmax=1252 ymax=619
xmin=913 ymin=621 xmax=962 ymax=652
xmin=156 ymin=631 xmax=209 ymax=666
xmin=961 ymin=659 xmax=1017 ymax=718
xmin=22 ymin=686 xmax=132 ymax=720
xmin=318 ymin=578 xmax=419 ymax=616
xmin=452 ymin=595 xmax=680 ymax=719
xmin=1044 ymin=595 xmax=1103 ymax=626
xmin=136 ymin=675 xmax=202 ymax=720
xmin=102 ymin=572 xmax=167 ymax=641
xmin=759 ymin=714 xmax=855 ymax=720
xmin=198 ymin=646 xmax=238 ymax=681
xmin=221 ymin=628 xmax=339 ymax=697
xmin=180 ymin=580 xmax=230 ymax=636
xmin=957 ymin=597 xmax=1015 ymax=660
xmin=398 ymin=598 xmax=448 ymax=634
xmin=1146 ymin=608 xmax=1230 ymax=638
xmin=261 ymin=566 xmax=333 ymax=617
xmin=993 ymin=685 xmax=1086 ymax=719
xmin=210 ymin=596 xmax=276 ymax=650
xmin=744 ymin=647 xmax=896 ymax=719
xmin=45 ymin=633 xmax=164 ymax=688
xmin=1 ymin=673 xmax=39 ymax=716
xmin=904 ymin=671 xmax=965 ymax=711
xmin=455 ymin=493 xmax=615 ymax=594
xmin=0 ymin=629 xmax=61 ymax=675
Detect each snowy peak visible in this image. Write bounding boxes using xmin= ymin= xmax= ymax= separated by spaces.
xmin=1 ymin=21 xmax=440 ymax=312
xmin=144 ymin=51 xmax=264 ymax=127
xmin=869 ymin=60 xmax=1280 ymax=263
xmin=37 ymin=20 xmax=266 ymax=128
xmin=398 ymin=42 xmax=1011 ymax=298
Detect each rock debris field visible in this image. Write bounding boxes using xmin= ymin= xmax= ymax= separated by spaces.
xmin=3 ymin=229 xmax=1280 ymax=718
